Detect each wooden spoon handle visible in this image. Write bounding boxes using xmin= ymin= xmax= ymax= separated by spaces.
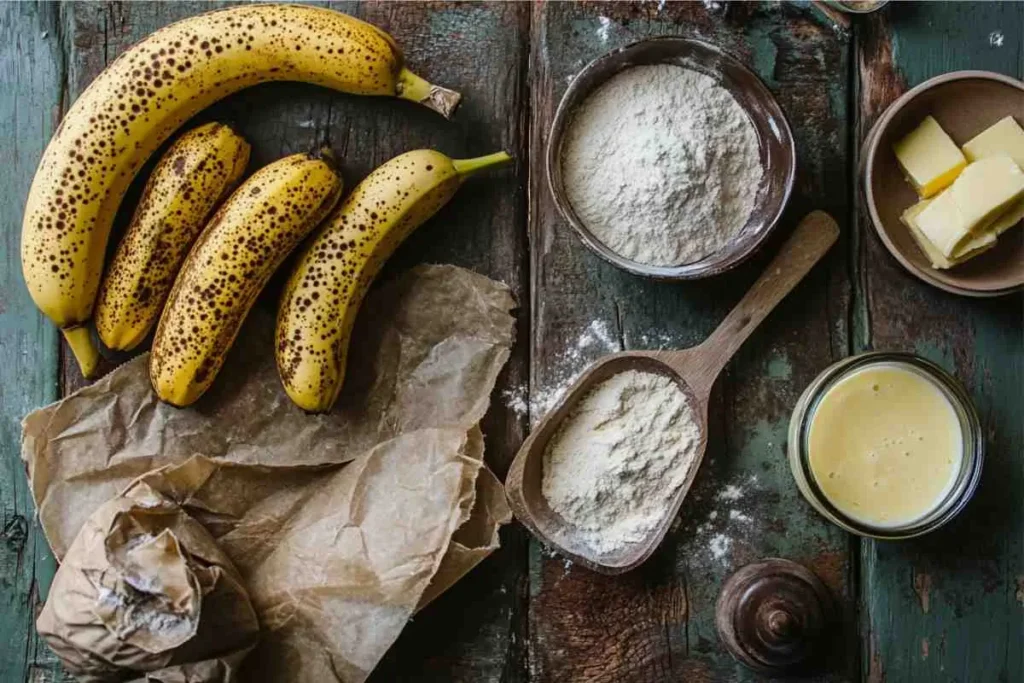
xmin=684 ymin=211 xmax=839 ymax=395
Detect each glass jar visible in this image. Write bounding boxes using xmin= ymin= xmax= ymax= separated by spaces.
xmin=788 ymin=352 xmax=983 ymax=540
xmin=821 ymin=0 xmax=891 ymax=15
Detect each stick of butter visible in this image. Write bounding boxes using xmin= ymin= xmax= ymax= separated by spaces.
xmin=901 ymin=199 xmax=996 ymax=269
xmin=893 ymin=116 xmax=967 ymax=198
xmin=914 ymin=156 xmax=1024 ymax=257
xmin=963 ymin=115 xmax=1024 ymax=168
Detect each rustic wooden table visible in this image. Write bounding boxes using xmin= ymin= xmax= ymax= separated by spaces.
xmin=1 ymin=2 xmax=1021 ymax=682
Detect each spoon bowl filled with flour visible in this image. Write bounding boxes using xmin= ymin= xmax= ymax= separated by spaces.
xmin=505 ymin=211 xmax=840 ymax=572
xmin=547 ymin=37 xmax=796 ymax=279
xmin=506 ymin=353 xmax=709 ymax=572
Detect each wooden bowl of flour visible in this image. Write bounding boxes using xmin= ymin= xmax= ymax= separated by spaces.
xmin=547 ymin=37 xmax=796 ymax=280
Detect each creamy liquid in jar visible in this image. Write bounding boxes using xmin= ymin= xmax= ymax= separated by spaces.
xmin=807 ymin=363 xmax=962 ymax=528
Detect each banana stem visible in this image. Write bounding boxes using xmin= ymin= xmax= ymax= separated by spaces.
xmin=62 ymin=325 xmax=99 ymax=379
xmin=452 ymin=151 xmax=514 ymax=179
xmin=396 ymin=68 xmax=462 ymax=119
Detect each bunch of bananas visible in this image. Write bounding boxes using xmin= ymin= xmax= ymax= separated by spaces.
xmin=21 ymin=4 xmax=511 ymax=409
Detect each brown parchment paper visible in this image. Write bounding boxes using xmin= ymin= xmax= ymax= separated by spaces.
xmin=36 ymin=477 xmax=260 ymax=683
xmin=22 ymin=264 xmax=515 ymax=683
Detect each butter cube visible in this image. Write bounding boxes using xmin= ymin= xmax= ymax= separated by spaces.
xmin=893 ymin=116 xmax=967 ymax=198
xmin=986 ymin=198 xmax=1024 ymax=237
xmin=915 ymin=156 xmax=1024 ymax=257
xmin=901 ymin=199 xmax=996 ymax=269
xmin=961 ymin=116 xmax=1024 ymax=237
xmin=962 ymin=115 xmax=1024 ymax=168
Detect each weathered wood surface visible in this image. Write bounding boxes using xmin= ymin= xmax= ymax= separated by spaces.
xmin=855 ymin=3 xmax=1024 ymax=681
xmin=0 ymin=3 xmax=67 ymax=681
xmin=0 ymin=2 xmax=1021 ymax=682
xmin=527 ymin=3 xmax=854 ymax=681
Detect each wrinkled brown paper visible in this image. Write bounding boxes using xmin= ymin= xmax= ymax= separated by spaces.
xmin=23 ymin=265 xmax=515 ymax=683
xmin=37 ymin=478 xmax=260 ymax=683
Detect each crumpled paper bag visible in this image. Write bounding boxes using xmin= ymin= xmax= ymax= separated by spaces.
xmin=23 ymin=265 xmax=515 ymax=682
xmin=36 ymin=477 xmax=259 ymax=683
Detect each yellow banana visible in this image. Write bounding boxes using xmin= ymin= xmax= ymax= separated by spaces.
xmin=22 ymin=4 xmax=460 ymax=377
xmin=95 ymin=122 xmax=250 ymax=351
xmin=276 ymin=149 xmax=512 ymax=413
xmin=151 ymin=151 xmax=342 ymax=407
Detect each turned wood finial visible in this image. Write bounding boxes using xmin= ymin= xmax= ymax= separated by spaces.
xmin=715 ymin=558 xmax=835 ymax=674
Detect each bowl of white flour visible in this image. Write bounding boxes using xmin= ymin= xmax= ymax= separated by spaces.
xmin=548 ymin=37 xmax=796 ymax=279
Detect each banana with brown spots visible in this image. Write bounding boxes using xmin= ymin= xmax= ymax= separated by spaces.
xmin=22 ymin=4 xmax=460 ymax=378
xmin=151 ymin=151 xmax=342 ymax=407
xmin=276 ymin=149 xmax=512 ymax=413
xmin=95 ymin=122 xmax=250 ymax=351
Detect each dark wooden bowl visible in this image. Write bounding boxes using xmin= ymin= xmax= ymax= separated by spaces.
xmin=862 ymin=70 xmax=1024 ymax=297
xmin=546 ymin=36 xmax=796 ymax=280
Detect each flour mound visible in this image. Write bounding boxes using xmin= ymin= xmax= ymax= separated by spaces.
xmin=541 ymin=370 xmax=701 ymax=555
xmin=562 ymin=64 xmax=763 ymax=266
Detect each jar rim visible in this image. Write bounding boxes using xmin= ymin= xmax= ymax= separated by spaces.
xmin=788 ymin=351 xmax=984 ymax=540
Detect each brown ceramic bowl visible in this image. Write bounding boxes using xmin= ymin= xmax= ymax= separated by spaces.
xmin=547 ymin=37 xmax=796 ymax=280
xmin=862 ymin=70 xmax=1024 ymax=297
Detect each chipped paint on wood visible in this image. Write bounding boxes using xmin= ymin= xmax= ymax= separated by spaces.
xmin=0 ymin=2 xmax=70 ymax=680
xmin=912 ymin=570 xmax=932 ymax=614
xmin=857 ymin=3 xmax=1024 ymax=682
xmin=767 ymin=353 xmax=793 ymax=380
xmin=866 ymin=633 xmax=885 ymax=683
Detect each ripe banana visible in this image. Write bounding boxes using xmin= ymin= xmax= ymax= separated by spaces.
xmin=22 ymin=4 xmax=460 ymax=378
xmin=151 ymin=151 xmax=342 ymax=407
xmin=95 ymin=122 xmax=250 ymax=352
xmin=276 ymin=149 xmax=512 ymax=413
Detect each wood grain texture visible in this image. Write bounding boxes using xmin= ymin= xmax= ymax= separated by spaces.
xmin=527 ymin=3 xmax=854 ymax=681
xmin=3 ymin=1 xmax=1022 ymax=681
xmin=0 ymin=3 xmax=74 ymax=682
xmin=855 ymin=3 xmax=1024 ymax=681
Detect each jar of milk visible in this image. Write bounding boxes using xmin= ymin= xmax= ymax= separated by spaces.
xmin=788 ymin=352 xmax=983 ymax=539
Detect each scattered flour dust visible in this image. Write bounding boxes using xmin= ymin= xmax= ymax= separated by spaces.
xmin=717 ymin=484 xmax=744 ymax=502
xmin=541 ymin=369 xmax=701 ymax=556
xmin=686 ymin=473 xmax=761 ymax=562
xmin=501 ymin=319 xmax=690 ymax=421
xmin=562 ymin=63 xmax=763 ymax=266
xmin=729 ymin=509 xmax=751 ymax=523
xmin=510 ymin=319 xmax=622 ymax=421
xmin=502 ymin=385 xmax=528 ymax=418
xmin=709 ymin=533 xmax=732 ymax=560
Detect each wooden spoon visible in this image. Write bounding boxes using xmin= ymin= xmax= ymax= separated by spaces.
xmin=505 ymin=211 xmax=840 ymax=574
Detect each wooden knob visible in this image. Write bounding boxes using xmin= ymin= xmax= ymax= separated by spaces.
xmin=715 ymin=558 xmax=834 ymax=674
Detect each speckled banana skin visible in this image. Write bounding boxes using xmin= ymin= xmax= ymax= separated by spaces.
xmin=95 ymin=122 xmax=250 ymax=351
xmin=276 ymin=149 xmax=511 ymax=413
xmin=22 ymin=4 xmax=460 ymax=377
xmin=151 ymin=151 xmax=342 ymax=407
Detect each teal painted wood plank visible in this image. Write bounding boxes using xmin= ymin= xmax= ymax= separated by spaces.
xmin=0 ymin=3 xmax=70 ymax=681
xmin=855 ymin=3 xmax=1024 ymax=682
xmin=527 ymin=3 xmax=855 ymax=681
